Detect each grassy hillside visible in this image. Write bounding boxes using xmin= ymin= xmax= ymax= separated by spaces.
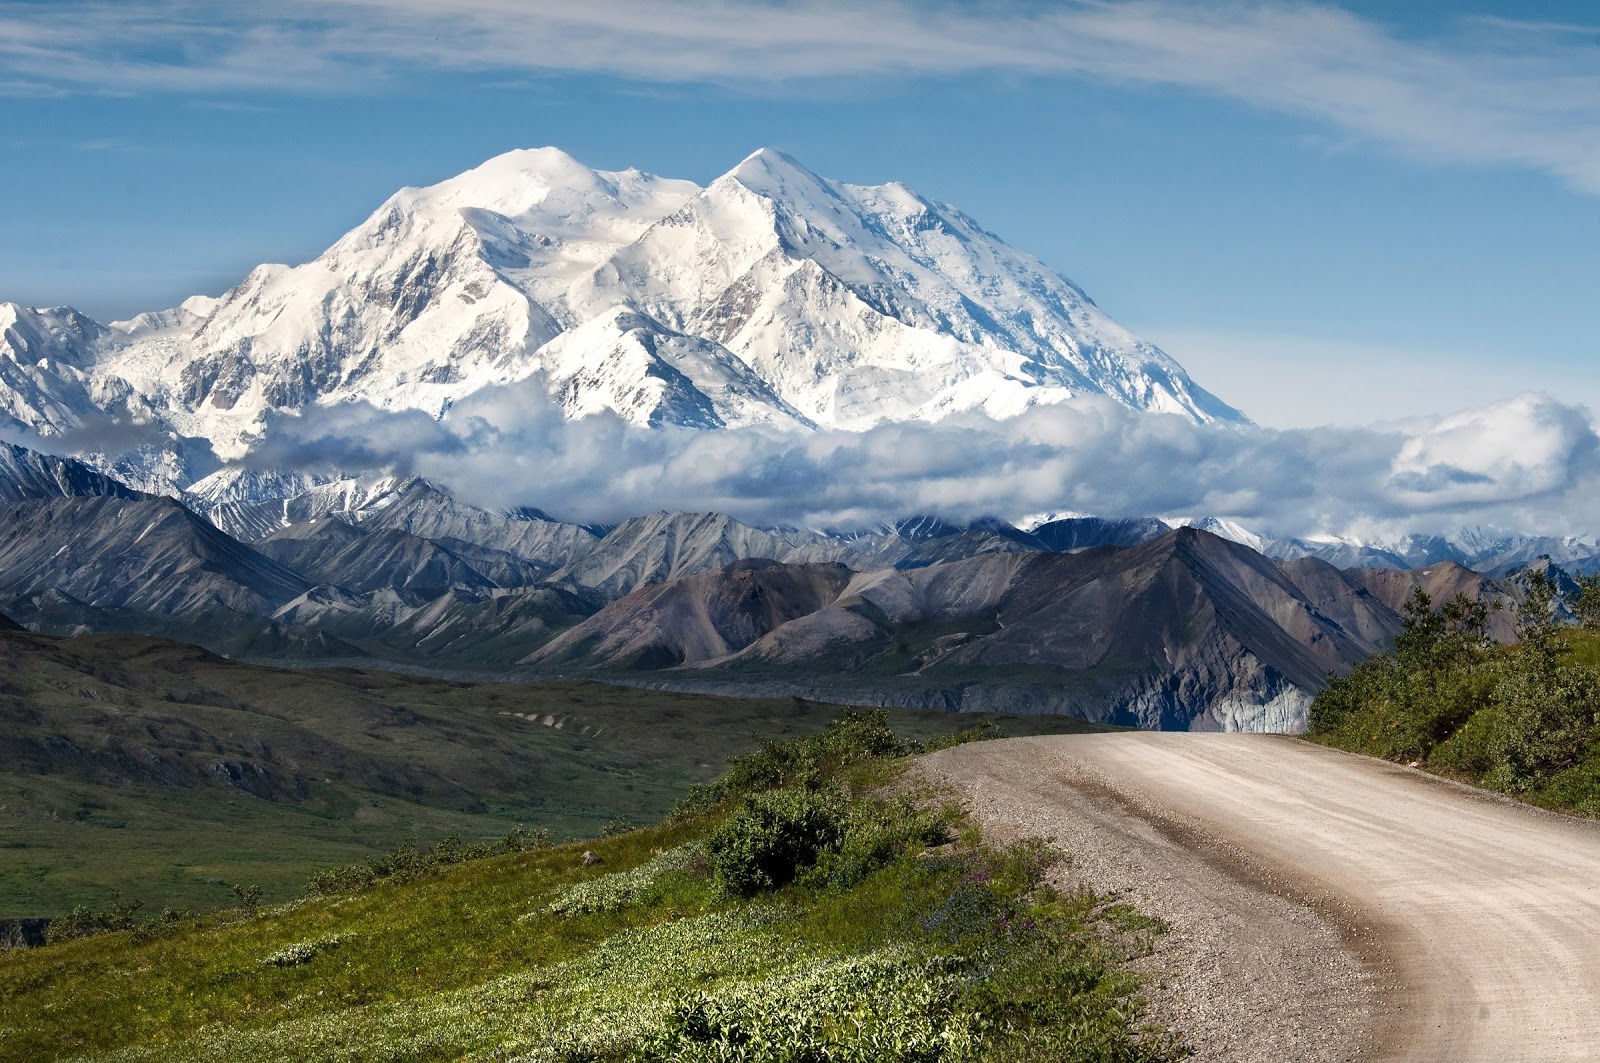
xmin=0 ymin=626 xmax=1105 ymax=917
xmin=0 ymin=716 xmax=1180 ymax=1062
xmin=1308 ymin=580 xmax=1600 ymax=814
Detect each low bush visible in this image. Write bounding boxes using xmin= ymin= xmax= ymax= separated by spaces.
xmin=262 ymin=934 xmax=355 ymax=968
xmin=542 ymin=843 xmax=707 ymax=917
xmin=705 ymin=784 xmax=952 ymax=899
xmin=810 ymin=794 xmax=951 ymax=891
xmin=924 ymin=718 xmax=1006 ymax=753
xmin=44 ymin=892 xmax=144 ymax=944
xmin=306 ymin=825 xmax=551 ymax=896
xmin=706 ymin=787 xmax=852 ymax=896
xmin=1311 ymin=578 xmax=1600 ymax=810
xmin=673 ymin=709 xmax=915 ymax=817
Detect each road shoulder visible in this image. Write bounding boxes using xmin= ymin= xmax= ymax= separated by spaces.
xmin=920 ymin=736 xmax=1381 ymax=1063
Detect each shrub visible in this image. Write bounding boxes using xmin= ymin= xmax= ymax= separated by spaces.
xmin=1573 ymin=572 xmax=1600 ymax=629
xmin=306 ymin=825 xmax=551 ymax=897
xmin=924 ymin=719 xmax=1006 ymax=753
xmin=674 ymin=709 xmax=913 ymax=818
xmin=128 ymin=907 xmax=193 ymax=943
xmin=1311 ymin=587 xmax=1495 ymax=757
xmin=44 ymin=892 xmax=143 ymax=944
xmin=262 ymin=933 xmax=354 ymax=968
xmin=1481 ymin=663 xmax=1600 ymax=792
xmin=640 ymin=949 xmax=985 ymax=1062
xmin=808 ymin=795 xmax=950 ymax=891
xmin=706 ymin=788 xmax=851 ymax=897
xmin=705 ymin=784 xmax=952 ymax=899
xmin=1310 ymin=572 xmax=1600 ymax=811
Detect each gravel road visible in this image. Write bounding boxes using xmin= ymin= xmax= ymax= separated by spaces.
xmin=921 ymin=733 xmax=1600 ymax=1062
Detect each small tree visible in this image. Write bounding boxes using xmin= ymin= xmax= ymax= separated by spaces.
xmin=1571 ymin=572 xmax=1600 ymax=629
xmin=1518 ymin=569 xmax=1564 ymax=675
xmin=1394 ymin=587 xmax=1490 ymax=672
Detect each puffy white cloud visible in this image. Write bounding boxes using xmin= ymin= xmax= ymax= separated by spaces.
xmin=1385 ymin=394 xmax=1598 ymax=509
xmin=231 ymin=379 xmax=1600 ymax=538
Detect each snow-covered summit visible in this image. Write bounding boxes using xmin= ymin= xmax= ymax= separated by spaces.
xmin=0 ymin=146 xmax=1247 ymax=493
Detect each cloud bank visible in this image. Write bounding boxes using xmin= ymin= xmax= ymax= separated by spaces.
xmin=3 ymin=1 xmax=1598 ymax=193
xmin=237 ymin=383 xmax=1600 ymax=539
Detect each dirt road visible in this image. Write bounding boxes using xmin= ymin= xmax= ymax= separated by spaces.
xmin=922 ymin=733 xmax=1600 ymax=1062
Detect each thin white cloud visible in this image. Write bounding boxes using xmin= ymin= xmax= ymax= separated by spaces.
xmin=2 ymin=1 xmax=1598 ymax=193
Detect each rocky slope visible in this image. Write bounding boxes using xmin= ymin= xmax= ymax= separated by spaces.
xmin=0 ymin=439 xmax=1532 ymax=728
xmin=528 ymin=528 xmax=1509 ymax=730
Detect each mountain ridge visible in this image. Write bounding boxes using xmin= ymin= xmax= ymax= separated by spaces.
xmin=0 ymin=146 xmax=1246 ymax=496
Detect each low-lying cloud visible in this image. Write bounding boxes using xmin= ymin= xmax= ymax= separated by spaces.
xmin=236 ymin=381 xmax=1600 ymax=539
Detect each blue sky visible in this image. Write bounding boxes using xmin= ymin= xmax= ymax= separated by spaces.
xmin=0 ymin=0 xmax=1595 ymax=428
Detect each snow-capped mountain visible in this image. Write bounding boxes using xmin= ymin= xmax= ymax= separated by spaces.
xmin=0 ymin=146 xmax=1245 ymax=493
xmin=0 ymin=440 xmax=144 ymax=502
xmin=570 ymin=149 xmax=1244 ymax=429
xmin=1156 ymin=515 xmax=1600 ymax=576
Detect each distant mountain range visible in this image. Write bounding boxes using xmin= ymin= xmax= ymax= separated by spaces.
xmin=0 ymin=146 xmax=1583 ymax=731
xmin=0 ymin=146 xmax=1244 ymax=495
xmin=0 ymin=439 xmax=1548 ymax=732
xmin=1161 ymin=515 xmax=1600 ymax=580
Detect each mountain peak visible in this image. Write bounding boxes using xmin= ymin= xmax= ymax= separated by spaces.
xmin=0 ymin=146 xmax=1249 ymax=494
xmin=724 ymin=147 xmax=830 ymax=199
xmin=732 ymin=145 xmax=809 ymax=172
xmin=399 ymin=146 xmax=611 ymax=217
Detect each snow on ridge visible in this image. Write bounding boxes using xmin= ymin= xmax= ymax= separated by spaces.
xmin=0 ymin=145 xmax=1247 ymax=498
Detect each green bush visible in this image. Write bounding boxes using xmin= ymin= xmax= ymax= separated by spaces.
xmin=704 ymin=783 xmax=952 ymax=899
xmin=306 ymin=825 xmax=551 ymax=896
xmin=1311 ymin=577 xmax=1600 ymax=811
xmin=810 ymin=795 xmax=950 ymax=891
xmin=44 ymin=892 xmax=144 ymax=944
xmin=706 ymin=787 xmax=852 ymax=897
xmin=1482 ymin=663 xmax=1600 ymax=792
xmin=924 ymin=719 xmax=1006 ymax=753
xmin=674 ymin=709 xmax=914 ymax=818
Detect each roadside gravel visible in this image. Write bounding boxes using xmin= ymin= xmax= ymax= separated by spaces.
xmin=924 ymin=731 xmax=1600 ymax=1061
xmin=921 ymin=735 xmax=1381 ymax=1063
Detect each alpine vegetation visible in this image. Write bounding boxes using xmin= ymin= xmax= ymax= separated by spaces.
xmin=1310 ymin=572 xmax=1600 ymax=811
xmin=0 ymin=712 xmax=1183 ymax=1061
